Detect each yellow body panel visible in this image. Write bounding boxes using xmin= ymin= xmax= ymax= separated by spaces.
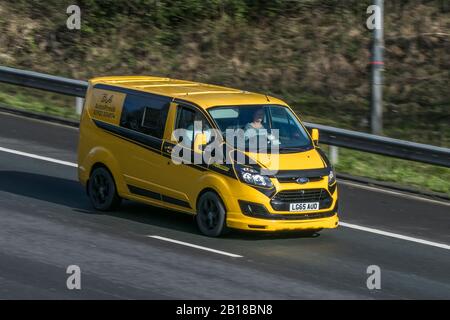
xmin=78 ymin=75 xmax=339 ymax=233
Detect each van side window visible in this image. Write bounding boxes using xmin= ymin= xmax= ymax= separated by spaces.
xmin=120 ymin=94 xmax=170 ymax=139
xmin=175 ymin=106 xmax=212 ymax=148
xmin=141 ymin=107 xmax=161 ymax=131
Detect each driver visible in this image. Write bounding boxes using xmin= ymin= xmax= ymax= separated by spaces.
xmin=244 ymin=108 xmax=265 ymax=138
xmin=243 ymin=108 xmax=280 ymax=148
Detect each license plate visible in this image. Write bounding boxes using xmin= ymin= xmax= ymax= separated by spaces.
xmin=289 ymin=202 xmax=319 ymax=212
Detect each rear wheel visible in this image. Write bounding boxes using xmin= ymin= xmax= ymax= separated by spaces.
xmin=196 ymin=191 xmax=227 ymax=237
xmin=88 ymin=167 xmax=121 ymax=211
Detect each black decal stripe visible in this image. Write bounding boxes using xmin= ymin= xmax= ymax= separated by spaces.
xmin=96 ymin=117 xmax=236 ymax=181
xmin=127 ymin=184 xmax=191 ymax=209
xmin=161 ymin=195 xmax=191 ymax=209
xmin=107 ymin=131 xmax=161 ymax=155
xmin=128 ymin=185 xmax=161 ymax=201
xmin=231 ymin=149 xmax=256 ymax=166
xmin=162 ymin=141 xmax=237 ymax=178
xmin=186 ymin=163 xmax=208 ymax=172
xmin=162 ymin=151 xmax=208 ymax=172
xmin=207 ymin=163 xmax=237 ymax=179
xmin=253 ymin=186 xmax=277 ymax=198
xmin=93 ymin=119 xmax=162 ymax=153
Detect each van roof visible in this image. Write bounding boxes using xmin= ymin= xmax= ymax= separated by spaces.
xmin=89 ymin=76 xmax=287 ymax=109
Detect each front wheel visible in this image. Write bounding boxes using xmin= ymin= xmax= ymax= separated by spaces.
xmin=87 ymin=167 xmax=121 ymax=211
xmin=196 ymin=191 xmax=227 ymax=237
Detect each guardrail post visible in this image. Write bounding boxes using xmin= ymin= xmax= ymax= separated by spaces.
xmin=75 ymin=97 xmax=84 ymax=115
xmin=330 ymin=146 xmax=339 ymax=165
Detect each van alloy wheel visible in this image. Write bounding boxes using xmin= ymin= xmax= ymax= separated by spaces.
xmin=88 ymin=167 xmax=121 ymax=211
xmin=201 ymin=198 xmax=219 ymax=229
xmin=196 ymin=192 xmax=227 ymax=237
xmin=91 ymin=174 xmax=109 ymax=205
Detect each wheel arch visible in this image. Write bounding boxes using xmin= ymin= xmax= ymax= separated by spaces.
xmin=82 ymin=146 xmax=127 ymax=196
xmin=194 ymin=173 xmax=233 ymax=214
xmin=196 ymin=187 xmax=228 ymax=214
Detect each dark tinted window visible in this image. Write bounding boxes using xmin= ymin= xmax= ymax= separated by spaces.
xmin=142 ymin=107 xmax=162 ymax=130
xmin=120 ymin=93 xmax=170 ymax=139
xmin=175 ymin=106 xmax=212 ymax=148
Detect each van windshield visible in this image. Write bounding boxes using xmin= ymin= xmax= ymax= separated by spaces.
xmin=208 ymin=105 xmax=313 ymax=153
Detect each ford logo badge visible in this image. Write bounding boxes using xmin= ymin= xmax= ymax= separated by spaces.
xmin=296 ymin=177 xmax=309 ymax=184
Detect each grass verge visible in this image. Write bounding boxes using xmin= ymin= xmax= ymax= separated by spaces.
xmin=321 ymin=145 xmax=450 ymax=197
xmin=0 ymin=84 xmax=78 ymax=120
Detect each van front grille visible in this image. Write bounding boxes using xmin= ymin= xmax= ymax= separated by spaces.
xmin=272 ymin=188 xmax=329 ymax=202
xmin=277 ymin=176 xmax=323 ymax=183
xmin=270 ymin=188 xmax=332 ymax=211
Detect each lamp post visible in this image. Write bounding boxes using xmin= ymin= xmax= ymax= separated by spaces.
xmin=370 ymin=0 xmax=384 ymax=135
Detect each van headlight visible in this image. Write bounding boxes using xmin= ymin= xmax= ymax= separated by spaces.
xmin=236 ymin=166 xmax=273 ymax=188
xmin=328 ymin=167 xmax=336 ymax=186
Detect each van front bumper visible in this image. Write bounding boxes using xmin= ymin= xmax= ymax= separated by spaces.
xmin=227 ymin=213 xmax=338 ymax=232
xmin=226 ymin=203 xmax=339 ymax=232
xmin=222 ymin=177 xmax=339 ymax=232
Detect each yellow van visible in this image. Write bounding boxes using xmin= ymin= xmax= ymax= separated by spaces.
xmin=77 ymin=76 xmax=339 ymax=237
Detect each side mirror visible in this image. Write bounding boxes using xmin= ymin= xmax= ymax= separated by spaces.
xmin=193 ymin=132 xmax=207 ymax=152
xmin=311 ymin=128 xmax=319 ymax=146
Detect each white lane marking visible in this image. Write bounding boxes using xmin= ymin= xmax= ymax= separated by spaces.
xmin=1 ymin=145 xmax=449 ymax=251
xmin=148 ymin=235 xmax=243 ymax=258
xmin=338 ymin=180 xmax=450 ymax=207
xmin=0 ymin=146 xmax=77 ymax=167
xmin=340 ymin=222 xmax=450 ymax=250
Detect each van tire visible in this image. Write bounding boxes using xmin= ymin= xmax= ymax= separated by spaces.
xmin=88 ymin=167 xmax=121 ymax=211
xmin=196 ymin=191 xmax=227 ymax=237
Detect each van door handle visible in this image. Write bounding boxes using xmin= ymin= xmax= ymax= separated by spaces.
xmin=164 ymin=145 xmax=173 ymax=153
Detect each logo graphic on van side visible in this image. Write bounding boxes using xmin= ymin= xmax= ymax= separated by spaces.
xmin=90 ymin=89 xmax=126 ymax=125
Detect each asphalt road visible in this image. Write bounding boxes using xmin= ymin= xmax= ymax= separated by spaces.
xmin=0 ymin=111 xmax=448 ymax=299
